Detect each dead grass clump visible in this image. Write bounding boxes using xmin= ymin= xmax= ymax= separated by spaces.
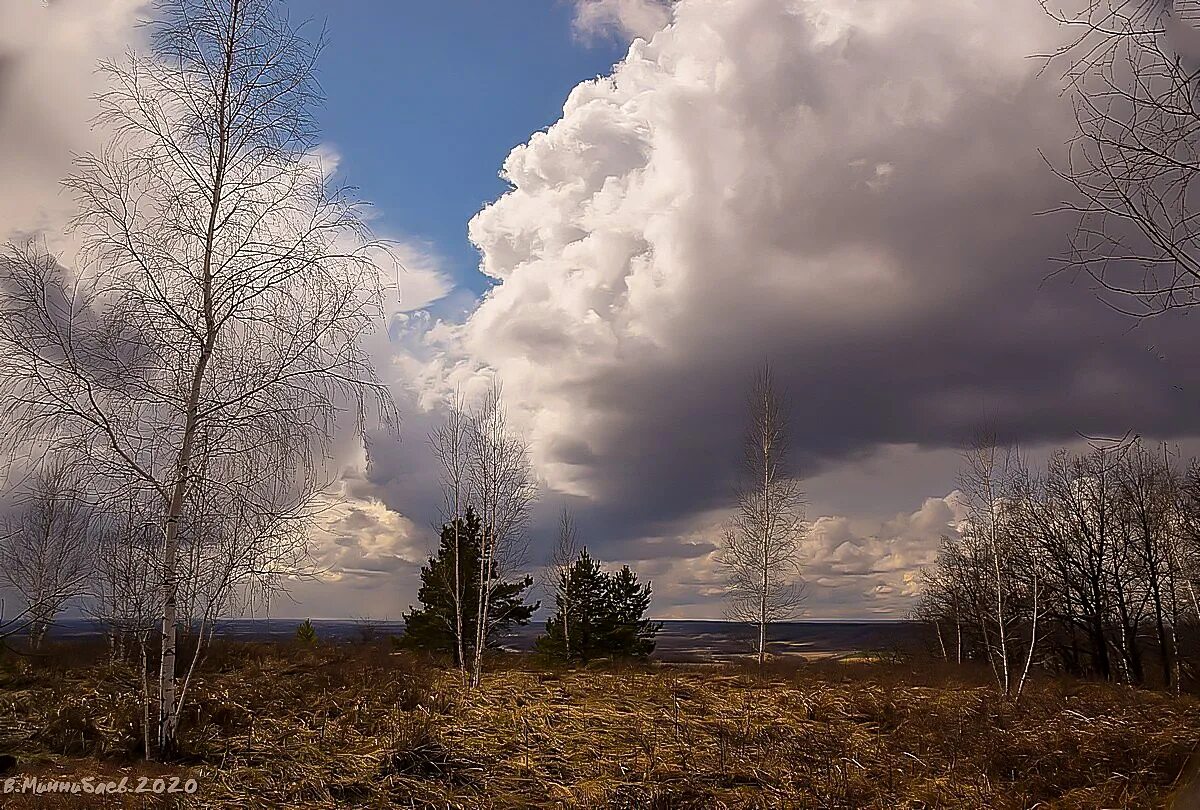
xmin=33 ymin=704 xmax=105 ymax=757
xmin=5 ymin=661 xmax=145 ymax=763
xmin=378 ymin=715 xmax=471 ymax=784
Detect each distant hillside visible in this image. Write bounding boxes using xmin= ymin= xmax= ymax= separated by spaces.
xmin=48 ymin=618 xmax=925 ymax=662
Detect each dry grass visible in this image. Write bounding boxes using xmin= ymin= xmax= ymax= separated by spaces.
xmin=1 ymin=642 xmax=1198 ymax=808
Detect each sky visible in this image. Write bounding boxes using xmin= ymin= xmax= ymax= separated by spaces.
xmin=279 ymin=1 xmax=630 ymax=306
xmin=4 ymin=0 xmax=1200 ymax=621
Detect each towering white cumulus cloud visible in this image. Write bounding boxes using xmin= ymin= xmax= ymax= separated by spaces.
xmin=431 ymin=0 xmax=1066 ymax=489
xmin=572 ymin=0 xmax=673 ymax=41
xmin=414 ymin=0 xmax=1200 ymax=615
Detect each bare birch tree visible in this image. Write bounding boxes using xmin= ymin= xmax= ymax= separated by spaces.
xmin=720 ymin=364 xmax=806 ymax=666
xmin=956 ymin=432 xmax=1045 ymax=697
xmin=547 ymin=507 xmax=580 ymax=661
xmin=0 ymin=0 xmax=393 ymax=755
xmin=0 ymin=461 xmax=95 ymax=650
xmin=467 ymin=382 xmax=536 ymax=687
xmin=429 ymin=392 xmax=471 ymax=677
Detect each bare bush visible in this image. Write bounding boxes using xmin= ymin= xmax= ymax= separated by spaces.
xmin=0 ymin=461 xmax=94 ymax=650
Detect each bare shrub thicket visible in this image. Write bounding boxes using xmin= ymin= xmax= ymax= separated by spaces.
xmin=919 ymin=437 xmax=1200 ymax=691
xmin=89 ymin=489 xmax=160 ymax=661
xmin=0 ymin=461 xmax=95 ymax=650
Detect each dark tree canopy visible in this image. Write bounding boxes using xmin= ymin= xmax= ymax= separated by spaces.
xmin=536 ymin=549 xmax=660 ymax=662
xmin=401 ymin=507 xmax=537 ymax=664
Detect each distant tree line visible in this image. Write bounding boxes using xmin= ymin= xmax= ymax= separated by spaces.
xmin=917 ymin=435 xmax=1200 ymax=695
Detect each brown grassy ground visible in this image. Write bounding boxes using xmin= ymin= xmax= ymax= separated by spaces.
xmin=1 ymin=642 xmax=1198 ymax=808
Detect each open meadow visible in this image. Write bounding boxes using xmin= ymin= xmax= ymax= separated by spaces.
xmin=3 ymin=641 xmax=1199 ymax=809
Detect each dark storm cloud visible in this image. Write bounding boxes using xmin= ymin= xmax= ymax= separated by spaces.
xmin=418 ymin=0 xmax=1194 ymax=535
xmin=381 ymin=0 xmax=1200 ymax=616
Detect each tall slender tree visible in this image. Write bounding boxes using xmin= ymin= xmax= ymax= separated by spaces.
xmin=0 ymin=0 xmax=393 ymax=754
xmin=719 ymin=364 xmax=806 ymax=665
xmin=957 ymin=433 xmax=1023 ymax=695
xmin=466 ymin=382 xmax=536 ymax=686
xmin=428 ymin=392 xmax=471 ymax=679
xmin=546 ymin=507 xmax=580 ymax=660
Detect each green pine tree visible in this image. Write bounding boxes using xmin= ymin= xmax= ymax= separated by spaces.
xmin=400 ymin=507 xmax=538 ymax=665
xmin=536 ymin=549 xmax=660 ymax=662
xmin=295 ymin=618 xmax=318 ymax=645
xmin=603 ymin=565 xmax=658 ymax=658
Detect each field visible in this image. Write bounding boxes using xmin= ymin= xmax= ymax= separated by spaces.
xmin=2 ymin=642 xmax=1199 ymax=808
